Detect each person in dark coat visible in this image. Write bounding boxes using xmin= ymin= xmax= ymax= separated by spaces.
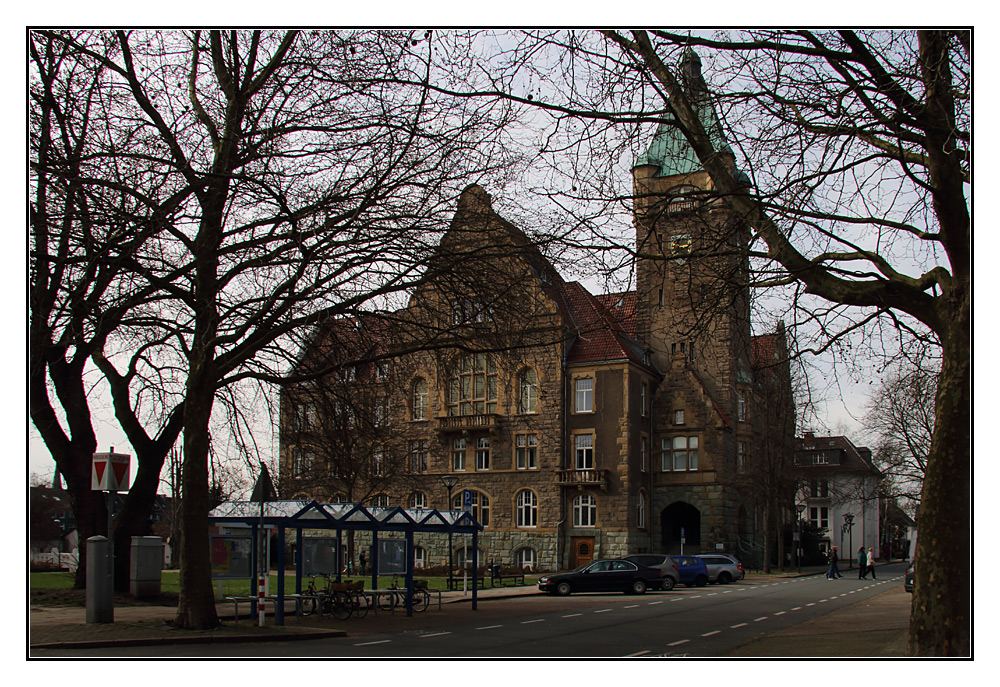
xmin=858 ymin=546 xmax=868 ymax=578
xmin=826 ymin=546 xmax=842 ymax=579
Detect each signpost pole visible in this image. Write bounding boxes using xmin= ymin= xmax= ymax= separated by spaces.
xmin=89 ymin=448 xmax=130 ymax=624
xmin=250 ymin=462 xmax=277 ymax=628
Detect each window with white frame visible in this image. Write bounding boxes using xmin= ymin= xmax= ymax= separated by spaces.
xmin=809 ymin=506 xmax=829 ymax=530
xmin=451 ymin=298 xmax=495 ymax=325
xmin=453 ymin=490 xmax=490 ymax=527
xmin=515 ymin=489 xmax=538 ymax=527
xmin=448 ymin=353 xmax=498 ymax=416
xmin=641 ymin=382 xmax=648 ymax=417
xmin=738 ymin=390 xmax=747 ymax=421
xmin=409 ymin=491 xmax=426 ymax=509
xmin=662 ymin=436 xmax=699 ymax=471
xmin=637 ymin=490 xmax=647 ymax=529
xmin=738 ymin=441 xmax=747 ymax=471
xmin=516 ymin=433 xmax=538 ymax=469
xmin=413 ymin=546 xmax=426 ymax=568
xmin=810 ymin=479 xmax=830 ymax=497
xmin=519 ymin=368 xmax=538 ymax=414
xmin=290 ymin=447 xmax=305 ymax=478
xmin=641 ymin=435 xmax=649 ymax=472
xmin=374 ymin=395 xmax=389 ymax=426
xmin=373 ymin=493 xmax=389 ymax=508
xmin=574 ymin=433 xmax=594 ymax=470
xmin=674 ymin=409 xmax=685 ymax=425
xmin=575 ymin=377 xmax=594 ymax=413
xmin=372 ymin=447 xmax=385 ymax=476
xmin=409 ymin=439 xmax=428 ymax=473
xmin=452 ymin=437 xmax=467 ymax=471
xmin=412 ymin=378 xmax=428 ymax=420
xmin=573 ymin=494 xmax=597 ymax=527
xmin=374 ymin=361 xmax=388 ymax=380
xmin=515 ymin=547 xmax=536 ymax=571
xmin=475 ymin=436 xmax=491 ymax=470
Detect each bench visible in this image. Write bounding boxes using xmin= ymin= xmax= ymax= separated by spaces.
xmin=446 ymin=576 xmax=486 ymax=591
xmin=489 ymin=569 xmax=526 ymax=587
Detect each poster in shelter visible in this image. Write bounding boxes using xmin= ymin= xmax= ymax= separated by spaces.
xmin=210 ymin=535 xmax=252 ymax=579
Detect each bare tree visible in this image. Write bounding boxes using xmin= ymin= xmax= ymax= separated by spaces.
xmin=866 ymin=359 xmax=936 ymax=509
xmin=30 ymin=29 xmax=521 ymax=629
xmin=29 ymin=31 xmax=186 ymax=589
xmin=430 ymin=28 xmax=967 ymax=655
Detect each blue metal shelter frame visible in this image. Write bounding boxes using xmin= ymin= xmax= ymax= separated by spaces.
xmin=207 ymin=499 xmax=483 ymax=625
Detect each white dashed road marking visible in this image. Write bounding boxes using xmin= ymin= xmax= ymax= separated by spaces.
xmin=355 ymin=640 xmax=391 ymax=646
xmin=668 ymin=639 xmax=690 ymax=646
xmin=701 ymin=630 xmax=721 ymax=637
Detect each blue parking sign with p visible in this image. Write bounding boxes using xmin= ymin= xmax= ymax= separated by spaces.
xmin=462 ymin=489 xmax=473 ymax=512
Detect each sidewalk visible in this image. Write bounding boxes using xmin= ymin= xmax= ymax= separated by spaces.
xmin=28 ymin=584 xmax=530 ymax=651
xmin=30 ymin=563 xmax=909 ymax=656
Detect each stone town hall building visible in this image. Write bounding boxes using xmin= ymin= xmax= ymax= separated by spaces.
xmin=279 ymin=53 xmax=795 ymax=572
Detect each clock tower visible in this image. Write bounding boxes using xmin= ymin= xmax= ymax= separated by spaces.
xmin=633 ymin=48 xmax=754 ymax=555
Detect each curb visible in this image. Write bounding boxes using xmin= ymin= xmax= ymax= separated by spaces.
xmin=31 ymin=627 xmax=346 ymax=651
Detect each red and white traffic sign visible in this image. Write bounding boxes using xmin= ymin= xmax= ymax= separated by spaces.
xmin=92 ymin=452 xmax=131 ymax=492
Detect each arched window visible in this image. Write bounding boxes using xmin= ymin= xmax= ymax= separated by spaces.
xmin=412 ymin=378 xmax=428 ymax=420
xmin=515 ymin=489 xmax=538 ymax=528
xmin=409 ymin=491 xmax=426 ymax=509
xmin=453 ymin=489 xmax=491 ymax=527
xmin=518 ymin=368 xmax=538 ymax=414
xmin=414 ymin=546 xmax=426 ymax=569
xmin=372 ymin=493 xmax=390 ymax=508
xmin=637 ymin=490 xmax=647 ymax=529
xmin=573 ymin=494 xmax=597 ymax=527
xmin=515 ymin=547 xmax=536 ymax=571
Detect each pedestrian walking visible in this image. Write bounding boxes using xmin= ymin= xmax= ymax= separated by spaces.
xmin=867 ymin=548 xmax=877 ymax=579
xmin=826 ymin=546 xmax=842 ymax=579
xmin=858 ymin=546 xmax=867 ymax=579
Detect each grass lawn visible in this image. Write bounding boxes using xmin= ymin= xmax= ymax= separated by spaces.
xmin=30 ymin=570 xmax=539 ymax=605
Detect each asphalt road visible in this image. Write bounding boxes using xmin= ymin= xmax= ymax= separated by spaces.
xmin=37 ymin=563 xmax=908 ymax=658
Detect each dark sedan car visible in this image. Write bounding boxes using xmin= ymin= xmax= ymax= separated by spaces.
xmin=537 ymin=559 xmax=663 ymax=596
xmin=904 ymin=561 xmax=914 ymax=592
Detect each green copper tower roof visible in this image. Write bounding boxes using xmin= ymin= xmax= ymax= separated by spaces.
xmin=634 ymin=48 xmax=733 ymax=177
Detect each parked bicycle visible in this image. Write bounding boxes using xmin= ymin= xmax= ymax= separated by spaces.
xmin=377 ymin=575 xmax=430 ymax=613
xmin=324 ymin=580 xmax=369 ymax=620
xmin=299 ymin=573 xmax=331 ymax=617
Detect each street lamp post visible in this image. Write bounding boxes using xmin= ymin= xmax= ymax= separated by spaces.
xmin=440 ymin=475 xmax=458 ymax=589
xmin=796 ymin=504 xmax=806 ymax=573
xmin=843 ymin=513 xmax=855 ymax=569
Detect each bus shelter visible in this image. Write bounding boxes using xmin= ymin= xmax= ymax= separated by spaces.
xmin=207 ymin=499 xmax=484 ymax=625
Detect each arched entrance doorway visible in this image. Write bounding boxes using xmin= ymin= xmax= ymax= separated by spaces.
xmin=661 ymin=502 xmax=701 ymax=553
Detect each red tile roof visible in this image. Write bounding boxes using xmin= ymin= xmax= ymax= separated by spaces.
xmin=559 ymin=282 xmax=654 ymax=371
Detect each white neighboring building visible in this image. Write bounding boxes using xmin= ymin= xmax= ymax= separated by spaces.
xmin=795 ymin=433 xmax=882 ymax=560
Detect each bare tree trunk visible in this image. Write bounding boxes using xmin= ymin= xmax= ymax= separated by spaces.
xmin=908 ymin=305 xmax=970 ymax=655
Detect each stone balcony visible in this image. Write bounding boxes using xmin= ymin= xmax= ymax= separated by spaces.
xmin=435 ymin=413 xmax=499 ymax=433
xmin=555 ymin=469 xmax=608 ymax=491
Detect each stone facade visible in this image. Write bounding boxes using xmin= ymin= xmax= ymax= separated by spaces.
xmin=278 ymin=54 xmax=795 ymax=572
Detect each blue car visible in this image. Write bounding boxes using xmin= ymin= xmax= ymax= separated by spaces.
xmin=670 ymin=555 xmax=709 ymax=587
